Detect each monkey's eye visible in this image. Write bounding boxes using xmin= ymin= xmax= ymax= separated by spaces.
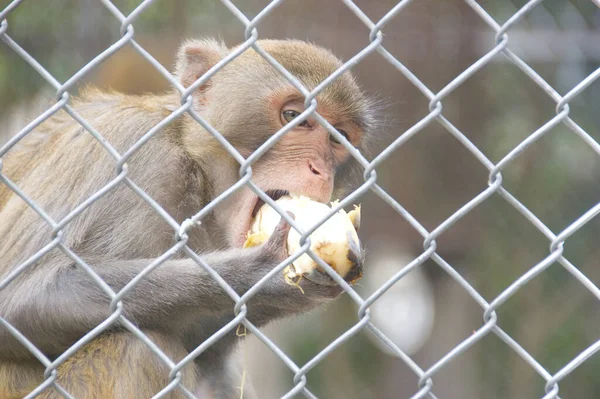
xmin=282 ymin=110 xmax=310 ymax=127
xmin=330 ymin=130 xmax=349 ymax=145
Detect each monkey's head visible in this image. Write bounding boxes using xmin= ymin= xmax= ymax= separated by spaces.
xmin=174 ymin=38 xmax=376 ymax=247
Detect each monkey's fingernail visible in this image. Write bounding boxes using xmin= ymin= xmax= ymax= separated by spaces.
xmin=344 ymin=237 xmax=364 ymax=284
xmin=304 ymin=268 xmax=338 ymax=286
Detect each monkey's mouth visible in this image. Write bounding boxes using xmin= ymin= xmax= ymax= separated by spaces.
xmin=251 ymin=189 xmax=290 ymax=218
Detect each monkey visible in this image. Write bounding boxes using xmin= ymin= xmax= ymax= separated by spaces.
xmin=0 ymin=38 xmax=376 ymax=398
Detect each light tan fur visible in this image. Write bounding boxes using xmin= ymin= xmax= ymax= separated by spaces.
xmin=0 ymin=333 xmax=197 ymax=399
xmin=0 ymin=38 xmax=375 ymax=398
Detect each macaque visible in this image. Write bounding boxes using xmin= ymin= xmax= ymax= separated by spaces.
xmin=0 ymin=38 xmax=375 ymax=398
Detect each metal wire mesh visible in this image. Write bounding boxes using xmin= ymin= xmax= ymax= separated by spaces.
xmin=1 ymin=1 xmax=600 ymax=398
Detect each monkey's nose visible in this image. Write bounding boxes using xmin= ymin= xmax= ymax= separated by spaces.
xmin=308 ymin=160 xmax=332 ymax=182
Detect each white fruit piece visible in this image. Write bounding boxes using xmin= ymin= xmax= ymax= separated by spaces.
xmin=243 ymin=194 xmax=361 ymax=285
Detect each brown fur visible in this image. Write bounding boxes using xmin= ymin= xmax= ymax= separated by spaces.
xmin=0 ymin=38 xmax=375 ymax=398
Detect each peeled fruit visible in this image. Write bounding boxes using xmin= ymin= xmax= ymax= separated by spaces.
xmin=243 ymin=195 xmax=362 ymax=286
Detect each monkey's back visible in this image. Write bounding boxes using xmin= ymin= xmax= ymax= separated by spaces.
xmin=0 ymin=90 xmax=200 ymax=274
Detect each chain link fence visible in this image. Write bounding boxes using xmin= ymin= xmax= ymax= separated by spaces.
xmin=1 ymin=0 xmax=600 ymax=398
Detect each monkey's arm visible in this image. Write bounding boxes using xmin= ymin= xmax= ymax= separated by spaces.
xmin=0 ymin=219 xmax=339 ymax=358
xmin=0 ymin=221 xmax=293 ymax=357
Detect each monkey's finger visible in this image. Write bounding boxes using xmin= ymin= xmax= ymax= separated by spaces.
xmin=266 ymin=211 xmax=295 ymax=255
xmin=303 ymin=268 xmax=338 ymax=286
xmin=343 ymin=236 xmax=364 ymax=284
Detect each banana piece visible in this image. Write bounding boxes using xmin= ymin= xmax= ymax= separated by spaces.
xmin=244 ymin=194 xmax=362 ymax=285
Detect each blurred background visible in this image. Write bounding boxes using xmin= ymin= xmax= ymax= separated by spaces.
xmin=2 ymin=1 xmax=600 ymax=398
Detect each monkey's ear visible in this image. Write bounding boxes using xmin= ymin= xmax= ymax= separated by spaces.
xmin=175 ymin=38 xmax=229 ymax=93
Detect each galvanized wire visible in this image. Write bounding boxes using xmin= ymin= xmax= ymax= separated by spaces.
xmin=0 ymin=0 xmax=599 ymax=398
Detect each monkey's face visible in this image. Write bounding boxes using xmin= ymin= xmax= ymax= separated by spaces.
xmin=179 ymin=39 xmax=373 ymax=247
xmin=217 ymin=93 xmax=366 ymax=248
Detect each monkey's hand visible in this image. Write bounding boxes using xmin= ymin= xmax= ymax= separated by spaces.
xmin=245 ymin=195 xmax=363 ymax=287
xmin=243 ymin=213 xmax=363 ymax=323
